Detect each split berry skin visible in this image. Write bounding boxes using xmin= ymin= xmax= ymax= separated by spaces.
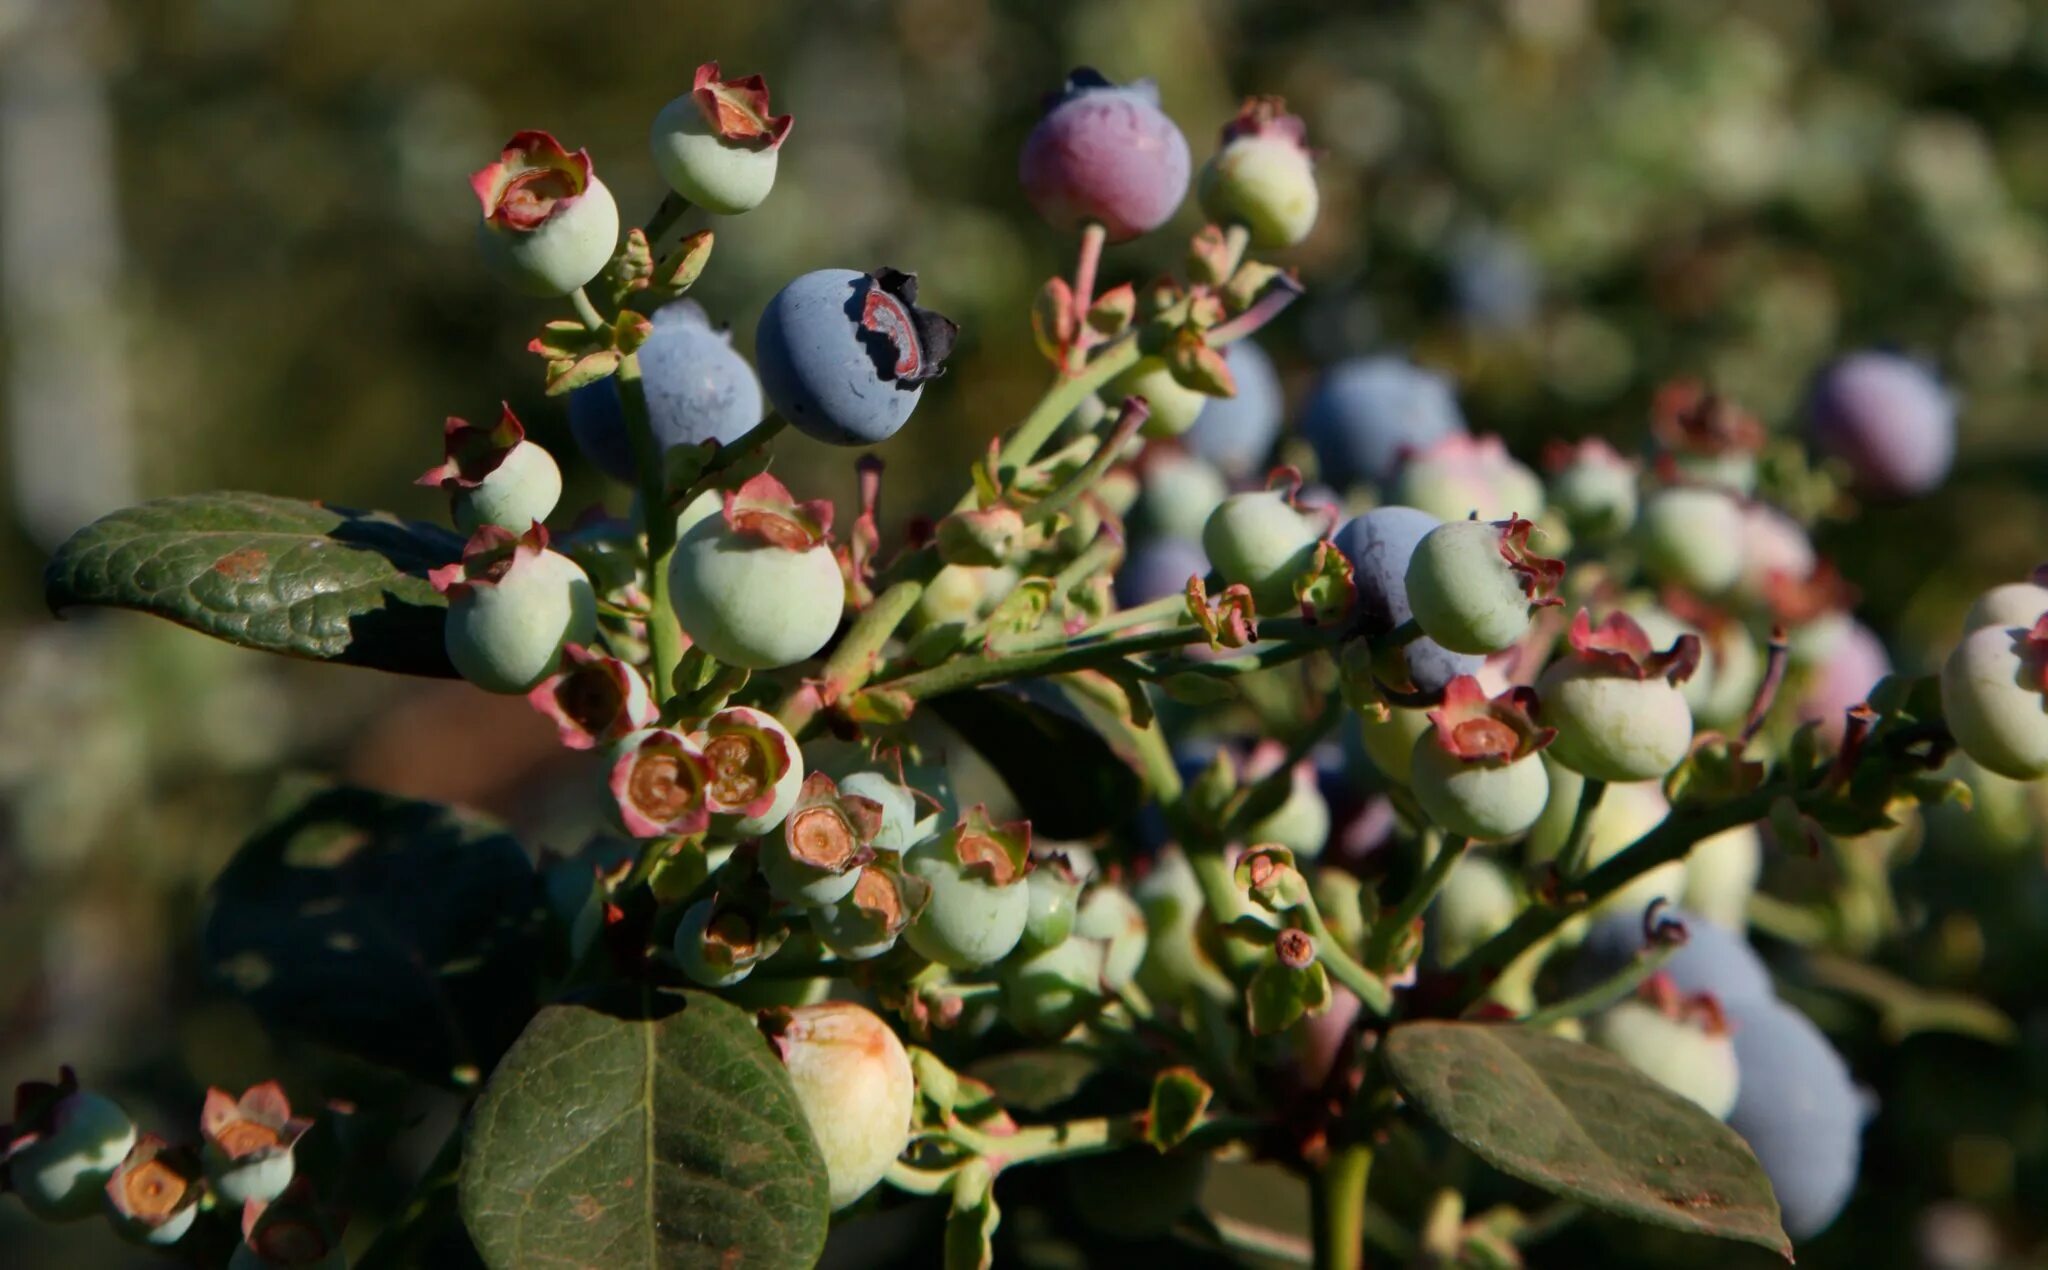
xmin=764 ymin=1002 xmax=915 ymax=1211
xmin=470 ymin=132 xmax=620 ymax=298
xmin=1300 ymin=356 xmax=1467 ymax=490
xmin=1588 ymin=983 xmax=1740 ymax=1121
xmin=1018 ymin=69 xmax=1191 ymax=243
xmin=3 ymin=1070 xmax=137 ymax=1221
xmin=1723 ymin=995 xmax=1864 ymax=1240
xmin=669 ymin=474 xmax=844 ymax=670
xmin=416 ymin=406 xmax=561 ymax=535
xmin=1199 ymin=97 xmax=1319 ymax=249
xmin=568 ymin=301 xmax=764 ymax=483
xmin=1537 ymin=610 xmax=1701 ymax=783
xmin=1114 ymin=536 xmax=1210 ymax=608
xmin=649 ymin=62 xmax=792 ymax=216
xmin=1941 ymin=617 xmax=2048 ymax=780
xmin=1333 ymin=505 xmax=1484 ymax=695
xmin=755 ymin=267 xmax=958 ymax=446
xmin=431 ymin=523 xmax=598 ymax=695
xmin=1404 ymin=517 xmax=1565 ymax=656
xmin=1393 ymin=434 xmax=1546 ymax=525
xmin=1184 ymin=342 xmax=1283 ymax=479
xmin=1636 ymin=485 xmax=1746 ymax=596
xmin=1407 ymin=677 xmax=1556 ymax=842
xmin=1807 ymin=350 xmax=1957 ymax=499
xmin=1571 ymin=908 xmax=1776 ymax=1005
xmin=902 ymin=808 xmax=1033 ymax=970
xmin=1202 ymin=487 xmax=1320 ymax=614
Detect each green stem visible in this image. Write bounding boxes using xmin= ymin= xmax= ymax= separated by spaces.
xmin=778 ymin=579 xmax=926 ymax=734
xmin=569 ymin=285 xmax=606 ymax=332
xmin=1302 ymin=900 xmax=1391 ymax=1016
xmin=1556 ymin=779 xmax=1608 ymax=881
xmin=644 ymin=191 xmax=689 ymax=245
xmin=968 ymin=336 xmax=1143 ymax=509
xmin=1367 ymin=832 xmax=1467 ymax=971
xmin=1026 ymin=395 xmax=1148 ymax=528
xmin=1517 ymin=939 xmax=1680 ymax=1030
xmin=1312 ymin=1143 xmax=1372 ymax=1270
xmin=617 ymin=350 xmax=686 ymax=703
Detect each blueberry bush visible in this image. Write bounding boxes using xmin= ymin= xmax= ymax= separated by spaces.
xmin=11 ymin=42 xmax=2039 ymax=1270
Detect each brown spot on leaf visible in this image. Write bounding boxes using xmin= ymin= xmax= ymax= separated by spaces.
xmin=570 ymin=1193 xmax=604 ymax=1222
xmin=213 ymin=548 xmax=268 ymax=580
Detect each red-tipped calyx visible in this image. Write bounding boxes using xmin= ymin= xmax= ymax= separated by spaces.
xmin=784 ymin=773 xmax=883 ymax=875
xmin=470 ymin=131 xmax=595 ymax=232
xmin=1220 ymin=95 xmax=1310 ymax=150
xmin=416 ymin=405 xmax=525 ymax=491
xmin=1427 ymin=676 xmax=1554 ymax=764
xmin=722 ymin=472 xmax=834 ymax=550
xmin=1542 ymin=436 xmax=1631 ymax=473
xmin=1565 ymin=609 xmax=1702 ymax=685
xmin=698 ymin=706 xmax=796 ymax=818
xmin=201 ymin=1082 xmax=309 ymax=1163
xmin=105 ymin=1135 xmax=202 ymax=1227
xmin=1651 ymin=378 xmax=1765 ymax=458
xmin=2024 ymin=615 xmax=2048 ymax=694
xmin=610 ymin=730 xmax=713 ymax=838
xmin=691 ymin=62 xmax=793 ymax=150
xmin=1762 ymin=559 xmax=1859 ymax=628
xmin=947 ymin=805 xmax=1032 ymax=886
xmin=528 ymin=645 xmax=657 ymax=750
xmin=428 ymin=522 xmax=549 ymax=598
xmin=1638 ymin=972 xmax=1732 ymax=1037
xmin=1496 ymin=516 xmax=1566 ymax=605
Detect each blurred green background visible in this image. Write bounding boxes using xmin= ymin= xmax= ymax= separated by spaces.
xmin=7 ymin=0 xmax=2048 ymax=1265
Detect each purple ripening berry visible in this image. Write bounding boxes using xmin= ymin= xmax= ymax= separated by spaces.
xmin=755 ymin=268 xmax=958 ymax=446
xmin=1724 ymin=995 xmax=1865 ymax=1240
xmin=1300 ymin=355 xmax=1467 ymax=490
xmin=1185 ymin=341 xmax=1284 ymax=480
xmin=1806 ymin=350 xmax=1956 ymax=498
xmin=568 ymin=301 xmax=763 ymax=482
xmin=1019 ymin=69 xmax=1191 ymax=243
xmin=1115 ymin=536 xmax=1209 ymax=608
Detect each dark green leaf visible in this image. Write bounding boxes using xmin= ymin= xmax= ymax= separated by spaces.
xmin=1145 ymin=1067 xmax=1213 ymax=1151
xmin=965 ymin=1048 xmax=1103 ymax=1114
xmin=1246 ymin=959 xmax=1329 ymax=1037
xmin=460 ymin=988 xmax=829 ymax=1270
xmin=202 ymin=781 xmax=543 ymax=1085
xmin=45 ymin=492 xmax=461 ymax=676
xmin=928 ymin=686 xmax=1143 ymax=839
xmin=1383 ymin=1021 xmax=1791 ymax=1258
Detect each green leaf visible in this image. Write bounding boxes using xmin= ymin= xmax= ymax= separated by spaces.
xmin=966 ymin=1048 xmax=1103 ymax=1115
xmin=1145 ymin=1067 xmax=1213 ymax=1151
xmin=1383 ymin=1021 xmax=1791 ymax=1259
xmin=45 ymin=492 xmax=461 ymax=676
xmin=1246 ymin=959 xmax=1329 ymax=1036
xmin=460 ymin=988 xmax=829 ymax=1270
xmin=202 ymin=781 xmax=544 ymax=1086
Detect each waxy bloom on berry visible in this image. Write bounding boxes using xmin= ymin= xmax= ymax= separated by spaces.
xmin=1537 ymin=610 xmax=1701 ymax=782
xmin=903 ymin=806 xmax=1035 ymax=969
xmin=416 ymin=405 xmax=562 ymax=536
xmin=1404 ymin=516 xmax=1564 ymax=656
xmin=471 ymin=131 xmax=620 ymax=297
xmin=670 ymin=472 xmax=846 ymax=669
xmin=430 ymin=522 xmax=598 ymax=694
xmin=200 ymin=1082 xmax=309 ymax=1207
xmin=755 ymin=267 xmax=959 ymax=446
xmin=527 ymin=644 xmax=657 ymax=751
xmin=1019 ymin=69 xmax=1190 ymax=242
xmin=2 ymin=1067 xmax=136 ymax=1221
xmin=609 ymin=728 xmax=714 ymax=838
xmin=1199 ymin=97 xmax=1319 ymax=248
xmin=651 ymin=62 xmax=792 ymax=215
xmin=1409 ymin=677 xmax=1555 ymax=841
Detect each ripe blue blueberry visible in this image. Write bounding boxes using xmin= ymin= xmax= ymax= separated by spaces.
xmin=1333 ymin=505 xmax=1484 ymax=695
xmin=568 ymin=301 xmax=764 ymax=482
xmin=1185 ymin=341 xmax=1283 ymax=479
xmin=755 ymin=268 xmax=958 ymax=446
xmin=1807 ymin=350 xmax=1956 ymax=498
xmin=1571 ymin=908 xmax=1775 ymax=1004
xmin=1724 ymin=996 xmax=1864 ymax=1239
xmin=1115 ymin=536 xmax=1209 ymax=608
xmin=1019 ymin=70 xmax=1191 ymax=242
xmin=1300 ymin=356 xmax=1467 ymax=489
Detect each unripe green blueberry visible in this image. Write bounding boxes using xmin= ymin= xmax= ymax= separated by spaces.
xmin=1075 ymin=884 xmax=1148 ymax=991
xmin=1588 ymin=996 xmax=1740 ymax=1120
xmin=1358 ymin=707 xmax=1431 ymax=785
xmin=1624 ymin=604 xmax=1758 ymax=729
xmin=1684 ymin=824 xmax=1761 ymax=930
xmin=1941 ymin=623 xmax=2048 ymax=780
xmin=768 ymin=1002 xmax=914 ymax=1210
xmin=760 ymin=774 xmax=885 ymax=907
xmin=6 ymin=1085 xmax=135 ymax=1221
xmin=836 ymin=772 xmax=920 ymax=853
xmin=1579 ymin=783 xmax=1685 ymax=921
xmin=1429 ymin=855 xmax=1519 ymax=966
xmin=434 ymin=527 xmax=596 ymax=694
xmin=1017 ymin=857 xmax=1084 ymax=955
xmin=1246 ymin=762 xmax=1332 ymax=860
xmin=1965 ymin=581 xmax=2048 ymax=633
xmin=1405 ymin=519 xmax=1561 ymax=655
xmin=1538 ymin=660 xmax=1693 ymax=782
xmin=811 ymin=862 xmax=925 ymax=961
xmin=1411 ymin=740 xmax=1551 ymax=842
xmin=1133 ymin=847 xmax=1235 ymax=1007
xmin=673 ymin=899 xmax=767 ymax=987
xmin=1138 ymin=449 xmax=1231 ymax=542
xmin=198 ymin=1083 xmax=304 ymax=1209
xmin=650 ymin=63 xmax=791 ymax=215
xmin=1202 ymin=489 xmax=1319 ymax=613
xmin=470 ymin=132 xmax=620 ymax=298
xmin=669 ymin=475 xmax=845 ymax=670
xmin=453 ymin=441 xmax=560 ymax=536
xmin=1544 ymin=439 xmax=1638 ymax=543
xmin=1636 ymin=486 xmax=1745 ymax=595
xmin=1394 ymin=434 xmax=1545 ymax=523
xmin=103 ymin=1135 xmax=202 ymax=1246
xmin=902 ymin=810 xmax=1033 ymax=969
xmin=999 ymin=936 xmax=1108 ymax=1037
xmin=1114 ymin=357 xmax=1210 ymax=438
xmin=1198 ymin=99 xmax=1318 ymax=248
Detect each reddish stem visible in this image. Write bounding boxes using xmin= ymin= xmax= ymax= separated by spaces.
xmin=1740 ymin=624 xmax=1791 ymax=746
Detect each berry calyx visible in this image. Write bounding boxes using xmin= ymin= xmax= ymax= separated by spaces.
xmin=430 ymin=522 xmax=598 ymax=694
xmin=760 ymin=773 xmax=884 ymax=906
xmin=416 ymin=405 xmax=563 ymax=536
xmin=199 ymin=1083 xmax=308 ymax=1208
xmin=697 ymin=705 xmax=804 ymax=835
xmin=470 ymin=131 xmax=620 ymax=297
xmin=669 ymin=472 xmax=846 ymax=669
xmin=103 ymin=1135 xmax=203 ymax=1247
xmin=1536 ymin=610 xmax=1701 ymax=782
xmin=608 ymin=728 xmax=714 ymax=838
xmin=526 ymin=644 xmax=657 ymax=750
xmin=811 ymin=858 xmax=931 ymax=961
xmin=1408 ymin=677 xmax=1556 ymax=841
xmin=673 ymin=897 xmax=784 ymax=988
xmin=1650 ymin=379 xmax=1765 ymax=493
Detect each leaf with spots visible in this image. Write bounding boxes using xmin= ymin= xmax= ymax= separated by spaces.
xmin=460 ymin=987 xmax=830 ymax=1270
xmin=1383 ymin=1021 xmax=1790 ymax=1258
xmin=44 ymin=491 xmax=463 ymax=676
